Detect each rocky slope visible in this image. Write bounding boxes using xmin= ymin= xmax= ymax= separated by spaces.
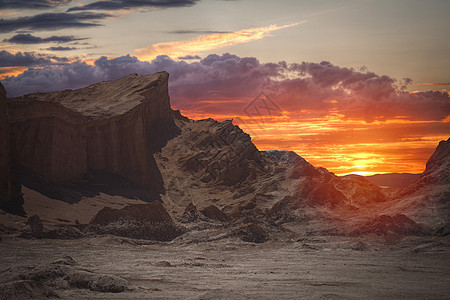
xmin=390 ymin=138 xmax=450 ymax=231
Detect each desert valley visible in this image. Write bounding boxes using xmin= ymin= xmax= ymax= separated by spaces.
xmin=0 ymin=73 xmax=449 ymax=299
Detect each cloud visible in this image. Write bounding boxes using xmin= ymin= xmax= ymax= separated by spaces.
xmin=178 ymin=55 xmax=201 ymax=60
xmin=0 ymin=12 xmax=109 ymax=33
xmin=0 ymin=0 xmax=72 ymax=9
xmin=135 ymin=23 xmax=301 ymax=61
xmin=169 ymin=30 xmax=230 ymax=34
xmin=45 ymin=46 xmax=77 ymax=51
xmin=67 ymin=0 xmax=198 ymax=12
xmin=3 ymin=33 xmax=87 ymax=44
xmin=1 ymin=53 xmax=448 ymax=123
xmin=0 ymin=50 xmax=68 ymax=67
xmin=412 ymin=82 xmax=450 ymax=86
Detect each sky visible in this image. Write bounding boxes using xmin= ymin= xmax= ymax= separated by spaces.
xmin=0 ymin=0 xmax=449 ymax=175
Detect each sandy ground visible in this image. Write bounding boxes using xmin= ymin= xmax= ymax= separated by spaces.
xmin=1 ymin=235 xmax=449 ymax=299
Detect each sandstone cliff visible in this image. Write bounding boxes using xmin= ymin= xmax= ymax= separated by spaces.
xmin=7 ymin=72 xmax=174 ymax=196
xmin=0 ymin=83 xmax=23 ymax=214
xmin=0 ymin=83 xmax=8 ymax=200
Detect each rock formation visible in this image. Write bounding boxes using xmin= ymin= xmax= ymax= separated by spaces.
xmin=7 ymin=72 xmax=174 ymax=197
xmin=0 ymin=256 xmax=130 ymax=297
xmin=0 ymin=83 xmax=9 ymax=208
xmin=88 ymin=202 xmax=184 ymax=241
xmin=286 ymin=154 xmax=387 ymax=209
xmin=392 ymin=138 xmax=450 ymax=229
xmin=1 ymin=72 xmax=448 ymax=242
xmin=0 ymin=83 xmax=23 ymax=215
xmin=352 ymin=214 xmax=424 ymax=236
xmin=401 ymin=138 xmax=450 ymax=195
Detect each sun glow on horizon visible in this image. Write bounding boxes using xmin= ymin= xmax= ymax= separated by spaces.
xmin=176 ymin=107 xmax=448 ymax=176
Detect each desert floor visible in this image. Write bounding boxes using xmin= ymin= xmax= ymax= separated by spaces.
xmin=1 ymin=235 xmax=449 ymax=299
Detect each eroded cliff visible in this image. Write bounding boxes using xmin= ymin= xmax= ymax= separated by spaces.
xmin=7 ymin=72 xmax=174 ymax=198
xmin=0 ymin=83 xmax=23 ymax=214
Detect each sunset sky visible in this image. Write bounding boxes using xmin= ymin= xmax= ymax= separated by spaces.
xmin=1 ymin=0 xmax=449 ymax=175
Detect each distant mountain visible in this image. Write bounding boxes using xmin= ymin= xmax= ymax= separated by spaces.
xmin=364 ymin=173 xmax=421 ymax=188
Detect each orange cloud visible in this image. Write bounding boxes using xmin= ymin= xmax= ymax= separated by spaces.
xmin=135 ymin=22 xmax=302 ymax=61
xmin=413 ymin=82 xmax=450 ymax=86
xmin=174 ymin=106 xmax=448 ymax=176
xmin=0 ymin=66 xmax=29 ymax=79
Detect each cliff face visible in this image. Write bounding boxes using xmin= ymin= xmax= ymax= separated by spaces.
xmin=7 ymin=72 xmax=173 ymax=195
xmin=0 ymin=83 xmax=9 ymax=203
xmin=0 ymin=83 xmax=23 ymax=214
xmin=399 ymin=138 xmax=450 ymax=197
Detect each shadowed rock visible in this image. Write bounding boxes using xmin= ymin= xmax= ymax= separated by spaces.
xmin=178 ymin=119 xmax=265 ymax=188
xmin=180 ymin=203 xmax=204 ymax=223
xmin=19 ymin=215 xmax=83 ymax=240
xmin=0 ymin=256 xmax=130 ymax=294
xmin=235 ymin=223 xmax=268 ymax=243
xmin=200 ymin=205 xmax=229 ymax=222
xmin=0 ymin=82 xmax=24 ymax=215
xmin=19 ymin=215 xmax=43 ymax=239
xmin=7 ymin=72 xmax=176 ymax=203
xmin=353 ymin=214 xmax=424 ymax=236
xmin=265 ymin=196 xmax=298 ymax=225
xmin=88 ymin=202 xmax=184 ymax=241
xmin=0 ymin=280 xmax=59 ymax=299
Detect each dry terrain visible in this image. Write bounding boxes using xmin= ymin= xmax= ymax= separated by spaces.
xmin=1 ymin=234 xmax=449 ymax=299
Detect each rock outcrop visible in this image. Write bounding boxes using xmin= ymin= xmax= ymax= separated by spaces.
xmin=286 ymin=153 xmax=389 ymax=209
xmin=0 ymin=83 xmax=23 ymax=215
xmin=0 ymin=83 xmax=9 ymax=209
xmin=352 ymin=214 xmax=424 ymax=236
xmin=176 ymin=118 xmax=265 ymax=186
xmin=7 ymin=72 xmax=174 ymax=196
xmin=400 ymin=138 xmax=450 ymax=195
xmin=393 ymin=138 xmax=450 ymax=229
xmin=0 ymin=256 xmax=130 ymax=296
xmin=88 ymin=202 xmax=184 ymax=241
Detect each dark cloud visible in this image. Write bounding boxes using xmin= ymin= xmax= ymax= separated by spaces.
xmin=3 ymin=33 xmax=87 ymax=44
xmin=67 ymin=0 xmax=198 ymax=12
xmin=0 ymin=50 xmax=69 ymax=68
xmin=0 ymin=50 xmax=52 ymax=67
xmin=1 ymin=53 xmax=448 ymax=122
xmin=0 ymin=0 xmax=71 ymax=9
xmin=178 ymin=55 xmax=201 ymax=60
xmin=0 ymin=12 xmax=108 ymax=33
xmin=45 ymin=46 xmax=77 ymax=51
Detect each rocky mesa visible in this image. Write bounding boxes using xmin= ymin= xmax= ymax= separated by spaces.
xmin=6 ymin=72 xmax=175 ymax=198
